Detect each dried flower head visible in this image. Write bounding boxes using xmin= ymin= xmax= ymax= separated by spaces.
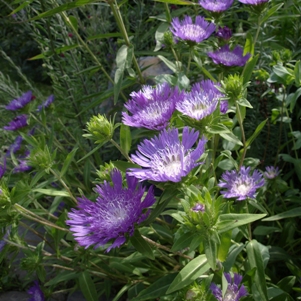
xmin=5 ymin=91 xmax=33 ymax=111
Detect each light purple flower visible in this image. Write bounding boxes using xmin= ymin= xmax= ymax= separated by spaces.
xmin=3 ymin=114 xmax=28 ymax=131
xmin=128 ymin=127 xmax=207 ymax=183
xmin=122 ymin=83 xmax=180 ymax=130
xmin=216 ymin=26 xmax=232 ymax=40
xmin=7 ymin=136 xmax=23 ymax=155
xmin=192 ymin=203 xmax=205 ymax=212
xmin=5 ymin=91 xmax=32 ymax=111
xmin=13 ymin=150 xmax=32 ymax=173
xmin=199 ymin=0 xmax=234 ymax=12
xmin=264 ymin=166 xmax=280 ymax=179
xmin=27 ymin=280 xmax=45 ymax=301
xmin=37 ymin=95 xmax=55 ymax=112
xmin=176 ymin=80 xmax=224 ymax=120
xmin=66 ymin=169 xmax=156 ymax=252
xmin=218 ymin=166 xmax=265 ymax=201
xmin=210 ymin=273 xmax=248 ymax=301
xmin=208 ymin=45 xmax=251 ymax=67
xmin=238 ymin=0 xmax=268 ymax=5
xmin=220 ymin=100 xmax=229 ymax=113
xmin=170 ymin=15 xmax=216 ymax=43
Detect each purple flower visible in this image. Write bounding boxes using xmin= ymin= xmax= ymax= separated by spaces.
xmin=176 ymin=80 xmax=224 ymax=120
xmin=5 ymin=91 xmax=32 ymax=111
xmin=122 ymin=83 xmax=180 ymax=130
xmin=13 ymin=151 xmax=32 ymax=173
xmin=128 ymin=127 xmax=207 ymax=183
xmin=218 ymin=166 xmax=265 ymax=201
xmin=220 ymin=100 xmax=229 ymax=113
xmin=238 ymin=0 xmax=268 ymax=5
xmin=0 ymin=158 xmax=6 ymax=179
xmin=210 ymin=273 xmax=248 ymax=301
xmin=3 ymin=114 xmax=28 ymax=131
xmin=66 ymin=170 xmax=156 ymax=252
xmin=208 ymin=45 xmax=251 ymax=67
xmin=199 ymin=0 xmax=234 ymax=12
xmin=27 ymin=280 xmax=45 ymax=301
xmin=264 ymin=166 xmax=280 ymax=179
xmin=192 ymin=203 xmax=205 ymax=212
xmin=37 ymin=95 xmax=55 ymax=112
xmin=170 ymin=15 xmax=216 ymax=43
xmin=216 ymin=26 xmax=232 ymax=40
xmin=7 ymin=136 xmax=23 ymax=155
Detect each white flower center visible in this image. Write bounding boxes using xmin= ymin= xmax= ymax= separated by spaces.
xmin=218 ymin=52 xmax=239 ymax=63
xmin=235 ymin=183 xmax=251 ymax=195
xmin=181 ymin=24 xmax=205 ymax=40
xmin=224 ymin=289 xmax=238 ymax=301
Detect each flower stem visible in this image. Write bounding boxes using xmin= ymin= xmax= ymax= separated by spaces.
xmin=110 ymin=139 xmax=134 ymax=163
xmin=235 ymin=102 xmax=247 ymax=169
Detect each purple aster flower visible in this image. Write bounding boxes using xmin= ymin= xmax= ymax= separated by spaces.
xmin=37 ymin=94 xmax=55 ymax=112
xmin=220 ymin=100 xmax=228 ymax=113
xmin=199 ymin=0 xmax=234 ymax=12
xmin=7 ymin=136 xmax=23 ymax=155
xmin=218 ymin=166 xmax=265 ymax=201
xmin=122 ymin=83 xmax=180 ymax=130
xmin=5 ymin=91 xmax=32 ymax=111
xmin=264 ymin=166 xmax=280 ymax=179
xmin=170 ymin=15 xmax=216 ymax=43
xmin=27 ymin=280 xmax=45 ymax=301
xmin=3 ymin=114 xmax=28 ymax=131
xmin=208 ymin=45 xmax=251 ymax=67
xmin=13 ymin=150 xmax=32 ymax=173
xmin=66 ymin=169 xmax=156 ymax=252
xmin=210 ymin=273 xmax=248 ymax=301
xmin=216 ymin=26 xmax=232 ymax=40
xmin=192 ymin=203 xmax=205 ymax=212
xmin=238 ymin=0 xmax=268 ymax=5
xmin=176 ymin=80 xmax=224 ymax=120
xmin=128 ymin=127 xmax=207 ymax=183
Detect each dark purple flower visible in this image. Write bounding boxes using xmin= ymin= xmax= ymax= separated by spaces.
xmin=66 ymin=170 xmax=156 ymax=252
xmin=5 ymin=91 xmax=32 ymax=111
xmin=7 ymin=136 xmax=23 ymax=155
xmin=264 ymin=166 xmax=280 ymax=179
xmin=216 ymin=26 xmax=232 ymax=40
xmin=37 ymin=95 xmax=55 ymax=112
xmin=192 ymin=203 xmax=205 ymax=212
xmin=208 ymin=45 xmax=251 ymax=67
xmin=27 ymin=280 xmax=45 ymax=301
xmin=176 ymin=80 xmax=224 ymax=120
xmin=210 ymin=273 xmax=248 ymax=301
xmin=13 ymin=159 xmax=32 ymax=173
xmin=122 ymin=83 xmax=180 ymax=130
xmin=220 ymin=100 xmax=229 ymax=113
xmin=199 ymin=0 xmax=234 ymax=12
xmin=238 ymin=0 xmax=268 ymax=5
xmin=3 ymin=114 xmax=28 ymax=131
xmin=128 ymin=127 xmax=207 ymax=183
xmin=170 ymin=15 xmax=216 ymax=43
xmin=218 ymin=166 xmax=265 ymax=201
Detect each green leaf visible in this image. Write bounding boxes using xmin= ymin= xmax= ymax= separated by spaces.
xmin=246 ymin=240 xmax=268 ymax=301
xmin=28 ymin=44 xmax=79 ymax=60
xmin=33 ymin=189 xmax=70 ymax=197
xmin=77 ymin=144 xmax=102 ymax=163
xmin=261 ymin=3 xmax=284 ymax=24
xmin=166 ymin=255 xmax=210 ymax=294
xmin=262 ymin=207 xmax=301 ymax=221
xmin=219 ymin=132 xmax=243 ymax=147
xmin=111 ymin=161 xmax=141 ymax=173
xmin=154 ymin=22 xmax=169 ymax=52
xmin=157 ymin=55 xmax=177 ymax=72
xmin=279 ymin=155 xmax=301 ymax=183
xmin=9 ymin=0 xmax=34 ymax=16
xmin=217 ymin=230 xmax=232 ymax=262
xmin=68 ymin=15 xmax=78 ymax=32
xmin=120 ymin=124 xmax=131 ymax=155
xmin=130 ymin=229 xmax=154 ymax=260
xmin=87 ymin=32 xmax=124 ymax=41
xmin=79 ymin=271 xmax=98 ymax=301
xmin=245 ymin=119 xmax=267 ymax=148
xmin=223 ymin=243 xmax=244 ymax=272
xmin=294 ymin=61 xmax=301 ymax=87
xmin=112 ymin=284 xmax=132 ymax=301
xmin=45 ymin=270 xmax=78 ymax=286
xmin=61 ymin=147 xmax=78 ymax=177
xmin=154 ymin=0 xmax=193 ymax=4
xmin=204 ymin=233 xmax=218 ymax=269
xmin=244 ymin=32 xmax=254 ymax=57
xmin=171 ymin=232 xmax=198 ymax=252
xmin=242 ymin=54 xmax=259 ymax=85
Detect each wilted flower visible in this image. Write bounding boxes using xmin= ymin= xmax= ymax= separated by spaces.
xmin=199 ymin=0 xmax=234 ymax=12
xmin=7 ymin=136 xmax=23 ymax=155
xmin=27 ymin=280 xmax=45 ymax=301
xmin=238 ymin=0 xmax=268 ymax=5
xmin=170 ymin=15 xmax=215 ymax=44
xmin=218 ymin=166 xmax=265 ymax=200
xmin=128 ymin=127 xmax=207 ymax=183
xmin=5 ymin=91 xmax=33 ymax=111
xmin=37 ymin=94 xmax=55 ymax=112
xmin=122 ymin=83 xmax=180 ymax=130
xmin=3 ymin=114 xmax=28 ymax=131
xmin=210 ymin=273 xmax=248 ymax=301
xmin=264 ymin=166 xmax=280 ymax=179
xmin=208 ymin=45 xmax=251 ymax=67
xmin=66 ymin=170 xmax=156 ymax=252
xmin=216 ymin=26 xmax=232 ymax=40
xmin=176 ymin=80 xmax=224 ymax=120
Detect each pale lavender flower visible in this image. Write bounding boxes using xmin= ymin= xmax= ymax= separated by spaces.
xmin=176 ymin=80 xmax=224 ymax=120
xmin=27 ymin=280 xmax=45 ymax=301
xmin=66 ymin=170 xmax=156 ymax=252
xmin=7 ymin=136 xmax=23 ymax=155
xmin=210 ymin=273 xmax=248 ymax=301
xmin=37 ymin=94 xmax=55 ymax=112
xmin=216 ymin=26 xmax=232 ymax=40
xmin=170 ymin=15 xmax=216 ymax=43
xmin=220 ymin=100 xmax=229 ymax=113
xmin=5 ymin=91 xmax=32 ymax=111
xmin=192 ymin=203 xmax=205 ymax=212
xmin=239 ymin=0 xmax=268 ymax=5
xmin=208 ymin=45 xmax=251 ymax=67
xmin=218 ymin=166 xmax=265 ymax=200
xmin=122 ymin=83 xmax=180 ymax=130
xmin=264 ymin=166 xmax=280 ymax=179
xmin=3 ymin=114 xmax=28 ymax=131
xmin=128 ymin=127 xmax=207 ymax=183
xmin=199 ymin=0 xmax=234 ymax=12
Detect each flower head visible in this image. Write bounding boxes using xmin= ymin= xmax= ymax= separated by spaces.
xmin=216 ymin=26 xmax=232 ymax=40
xmin=5 ymin=91 xmax=33 ymax=111
xmin=170 ymin=15 xmax=216 ymax=43
xmin=208 ymin=45 xmax=251 ymax=67
xmin=199 ymin=0 xmax=234 ymax=12
xmin=218 ymin=166 xmax=265 ymax=200
xmin=128 ymin=127 xmax=207 ymax=182
xmin=3 ymin=114 xmax=28 ymax=131
xmin=13 ymin=151 xmax=32 ymax=173
xmin=264 ymin=166 xmax=280 ymax=179
xmin=192 ymin=203 xmax=205 ymax=212
xmin=66 ymin=170 xmax=156 ymax=252
xmin=238 ymin=0 xmax=268 ymax=5
xmin=220 ymin=100 xmax=228 ymax=113
xmin=27 ymin=280 xmax=45 ymax=301
xmin=7 ymin=136 xmax=23 ymax=155
xmin=122 ymin=83 xmax=180 ymax=130
xmin=37 ymin=94 xmax=55 ymax=112
xmin=210 ymin=273 xmax=248 ymax=301
xmin=176 ymin=80 xmax=224 ymax=120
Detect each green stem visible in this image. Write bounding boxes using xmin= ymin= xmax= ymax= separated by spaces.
xmin=164 ymin=3 xmax=171 ymax=23
xmin=110 ymin=139 xmax=133 ymax=163
xmin=245 ymin=201 xmax=252 ymax=241
xmin=235 ymin=102 xmax=247 ymax=169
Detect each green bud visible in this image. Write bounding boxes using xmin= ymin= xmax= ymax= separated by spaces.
xmin=83 ymin=114 xmax=114 ymax=144
xmin=28 ymin=145 xmax=55 ymax=173
xmin=96 ymin=162 xmax=115 ymax=182
xmin=0 ymin=182 xmax=17 ymax=227
xmin=254 ymin=69 xmax=269 ymax=81
xmin=163 ymin=31 xmax=174 ymax=47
